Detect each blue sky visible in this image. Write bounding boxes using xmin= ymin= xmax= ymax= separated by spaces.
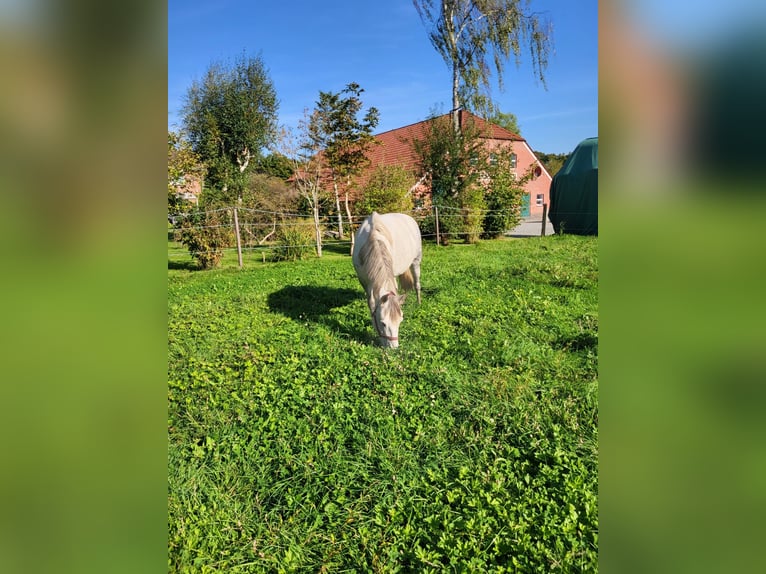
xmin=168 ymin=0 xmax=597 ymax=154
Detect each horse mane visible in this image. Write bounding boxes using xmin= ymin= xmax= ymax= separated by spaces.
xmin=383 ymin=290 xmax=403 ymax=318
xmin=359 ymin=214 xmax=395 ymax=291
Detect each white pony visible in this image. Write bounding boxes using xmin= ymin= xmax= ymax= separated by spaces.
xmin=352 ymin=212 xmax=422 ymax=348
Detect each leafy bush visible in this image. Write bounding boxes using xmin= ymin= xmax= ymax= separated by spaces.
xmin=434 ymin=198 xmax=460 ymax=245
xmin=178 ymin=207 xmax=233 ymax=269
xmin=429 ymin=192 xmax=486 ymax=245
xmin=460 ymin=183 xmax=486 ymax=243
xmin=271 ymin=218 xmax=318 ymax=261
xmin=411 ymin=115 xmax=488 ymax=244
xmin=483 ymin=149 xmax=527 ymax=238
xmin=356 ymin=165 xmax=415 ymax=215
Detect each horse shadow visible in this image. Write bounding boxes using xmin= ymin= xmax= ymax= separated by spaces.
xmin=266 ymin=285 xmax=370 ymax=342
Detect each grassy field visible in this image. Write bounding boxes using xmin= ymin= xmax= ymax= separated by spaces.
xmin=168 ymin=235 xmax=598 ymax=572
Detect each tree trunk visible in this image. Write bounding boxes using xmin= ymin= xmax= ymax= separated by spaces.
xmin=344 ymin=190 xmax=354 ymax=254
xmin=313 ymin=200 xmax=322 ymax=258
xmin=333 ymin=179 xmax=344 ymax=238
xmin=452 ymin=61 xmax=460 ymax=133
xmin=447 ymin=3 xmax=460 ymax=134
xmin=258 ymin=218 xmax=277 ymax=244
xmin=236 ymin=147 xmax=251 ymax=173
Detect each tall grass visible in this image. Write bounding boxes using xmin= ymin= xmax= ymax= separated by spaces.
xmin=168 ymin=235 xmax=598 ymax=572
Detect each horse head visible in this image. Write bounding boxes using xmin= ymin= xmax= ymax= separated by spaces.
xmin=373 ymin=291 xmax=406 ymax=348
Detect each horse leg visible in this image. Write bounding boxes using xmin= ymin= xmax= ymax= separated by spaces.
xmin=411 ymin=258 xmax=422 ymax=305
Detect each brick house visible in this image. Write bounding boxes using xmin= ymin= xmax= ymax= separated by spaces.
xmin=174 ymin=175 xmax=203 ymax=205
xmin=361 ymin=110 xmax=552 ymax=217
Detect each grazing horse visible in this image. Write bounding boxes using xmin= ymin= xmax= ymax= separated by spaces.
xmin=352 ymin=212 xmax=422 ymax=348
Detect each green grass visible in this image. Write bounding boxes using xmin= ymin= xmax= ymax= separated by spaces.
xmin=168 ymin=236 xmax=598 ymax=572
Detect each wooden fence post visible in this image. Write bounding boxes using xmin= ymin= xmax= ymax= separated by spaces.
xmin=434 ymin=205 xmax=441 ymax=246
xmin=233 ymin=207 xmax=243 ymax=268
xmin=541 ymin=204 xmax=548 ymax=237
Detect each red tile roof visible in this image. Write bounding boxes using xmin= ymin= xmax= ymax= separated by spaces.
xmin=366 ymin=110 xmax=524 ymax=174
xmin=291 ymin=111 xmax=530 ymax=202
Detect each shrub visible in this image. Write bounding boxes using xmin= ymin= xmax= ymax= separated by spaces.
xmin=431 ymin=190 xmax=486 ymax=245
xmin=419 ymin=212 xmax=437 ymax=241
xmin=272 ymin=218 xmax=319 ymax=261
xmin=411 ymin=115 xmax=487 ymax=243
xmin=460 ymin=183 xmax=486 ymax=243
xmin=178 ymin=207 xmax=233 ymax=269
xmin=356 ymin=165 xmax=415 ymax=215
xmin=482 ymin=149 xmax=527 ymax=238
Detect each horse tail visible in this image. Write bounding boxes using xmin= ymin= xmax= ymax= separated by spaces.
xmin=399 ymin=268 xmax=415 ymax=292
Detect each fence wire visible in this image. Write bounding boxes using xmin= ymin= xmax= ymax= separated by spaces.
xmin=168 ymin=204 xmax=587 ymax=261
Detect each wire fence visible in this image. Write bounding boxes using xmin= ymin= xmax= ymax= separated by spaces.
xmin=167 ymin=204 xmax=589 ymax=263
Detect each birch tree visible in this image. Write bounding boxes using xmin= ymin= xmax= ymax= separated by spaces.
xmin=413 ymin=0 xmax=552 ymax=131
xmin=275 ymin=116 xmax=327 ymax=258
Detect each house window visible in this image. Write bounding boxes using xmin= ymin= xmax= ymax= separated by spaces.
xmin=536 ymin=194 xmax=544 ymax=206
xmin=510 ymin=153 xmax=517 ymax=169
xmin=489 ymin=153 xmax=498 ymax=166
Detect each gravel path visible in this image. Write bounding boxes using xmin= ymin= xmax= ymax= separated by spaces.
xmin=507 ymin=215 xmax=555 ymax=237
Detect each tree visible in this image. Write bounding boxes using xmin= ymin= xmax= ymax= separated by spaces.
xmin=232 ymin=172 xmax=299 ymax=248
xmin=534 ymin=150 xmax=568 ymax=177
xmin=182 ymin=53 xmax=278 ymax=202
xmin=356 ymin=165 xmax=416 ymax=216
xmin=274 ymin=116 xmax=328 ymax=258
xmin=413 ymin=0 xmax=552 ymax=131
xmin=309 ymin=83 xmax=379 ymax=241
xmin=255 ymin=152 xmax=294 ymax=181
xmin=242 ymin=171 xmax=298 ymax=213
xmin=412 ymin=113 xmax=487 ymax=243
xmin=487 ymin=110 xmax=521 ymax=135
xmin=482 ymin=146 xmax=527 ymax=237
xmin=168 ymin=131 xmax=206 ymax=214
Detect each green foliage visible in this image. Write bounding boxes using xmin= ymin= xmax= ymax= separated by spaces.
xmin=356 ymin=165 xmax=415 ymax=215
xmin=168 ymin=236 xmax=598 ymax=571
xmin=271 ymin=218 xmax=319 ymax=261
xmin=168 ymin=131 xmax=205 ymax=214
xmin=311 ymin=83 xmax=379 ymax=181
xmin=413 ymin=0 xmax=553 ymax=118
xmin=487 ymin=110 xmax=522 ymax=135
xmin=233 ymin=173 xmax=300 ymax=250
xmin=295 ymin=191 xmax=334 ymax=219
xmin=178 ymin=206 xmax=234 ymax=270
xmin=460 ymin=182 xmax=487 ymax=243
xmin=242 ymin=172 xmax=298 ymax=214
xmin=308 ymin=82 xmax=380 ymax=238
xmin=412 ymin=114 xmax=487 ymax=243
xmin=535 ymin=150 xmax=570 ymax=177
xmin=182 ymin=53 xmax=278 ymax=202
xmin=255 ymin=152 xmax=294 ymax=181
xmin=277 ymin=116 xmax=331 ymax=257
xmin=483 ymin=148 xmax=527 ymax=238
